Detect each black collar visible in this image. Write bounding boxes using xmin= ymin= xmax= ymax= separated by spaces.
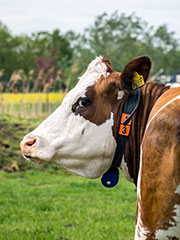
xmin=101 ymin=88 xmax=141 ymax=188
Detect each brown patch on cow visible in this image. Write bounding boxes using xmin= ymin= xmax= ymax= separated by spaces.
xmin=72 ymin=58 xmax=124 ymax=129
xmin=139 ymin=88 xmax=180 ymax=235
xmin=81 ymin=72 xmax=128 ymax=135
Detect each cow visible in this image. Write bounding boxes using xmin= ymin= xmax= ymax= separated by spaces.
xmin=20 ymin=56 xmax=180 ymax=240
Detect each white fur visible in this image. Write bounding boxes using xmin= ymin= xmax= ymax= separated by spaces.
xmin=22 ymin=57 xmax=117 ymax=178
xmin=155 ymin=184 xmax=180 ymax=239
xmin=117 ymin=90 xmax=124 ymax=100
xmin=120 ymin=156 xmax=133 ymax=182
xmin=175 ymin=184 xmax=180 ymax=195
xmin=135 ymin=147 xmax=150 ymax=240
xmin=166 ymin=83 xmax=180 ymax=88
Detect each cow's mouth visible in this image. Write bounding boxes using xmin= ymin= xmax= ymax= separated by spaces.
xmin=23 ymin=155 xmax=46 ymax=165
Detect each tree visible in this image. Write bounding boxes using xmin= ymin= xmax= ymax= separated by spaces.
xmin=0 ymin=22 xmax=20 ymax=85
xmin=30 ymin=30 xmax=73 ymax=91
xmin=70 ymin=11 xmax=180 ymax=87
xmin=0 ymin=23 xmax=74 ymax=91
xmin=0 ymin=13 xmax=180 ymax=91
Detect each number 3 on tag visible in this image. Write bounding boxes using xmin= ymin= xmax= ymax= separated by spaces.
xmin=119 ymin=124 xmax=130 ymax=136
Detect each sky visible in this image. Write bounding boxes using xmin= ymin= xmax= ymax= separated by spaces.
xmin=0 ymin=0 xmax=180 ymax=39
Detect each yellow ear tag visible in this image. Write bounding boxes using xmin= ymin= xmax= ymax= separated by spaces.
xmin=132 ymin=72 xmax=145 ymax=90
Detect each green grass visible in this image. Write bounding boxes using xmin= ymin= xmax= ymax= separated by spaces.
xmin=0 ymin=170 xmax=137 ymax=240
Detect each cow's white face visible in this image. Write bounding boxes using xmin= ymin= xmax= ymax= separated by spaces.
xmin=21 ymin=55 xmax=151 ymax=179
xmin=21 ymin=57 xmax=117 ymax=178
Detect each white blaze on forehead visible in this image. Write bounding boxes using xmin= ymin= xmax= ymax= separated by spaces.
xmin=60 ymin=56 xmax=108 ymax=108
xmin=76 ymin=56 xmax=108 ymax=96
xmin=78 ymin=56 xmax=108 ymax=86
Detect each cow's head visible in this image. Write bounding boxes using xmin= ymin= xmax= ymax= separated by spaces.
xmin=20 ymin=56 xmax=151 ymax=178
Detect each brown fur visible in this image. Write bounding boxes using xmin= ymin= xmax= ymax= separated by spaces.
xmin=140 ymin=88 xmax=180 ymax=237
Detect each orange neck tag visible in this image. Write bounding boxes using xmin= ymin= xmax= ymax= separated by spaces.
xmin=119 ymin=113 xmax=132 ymax=136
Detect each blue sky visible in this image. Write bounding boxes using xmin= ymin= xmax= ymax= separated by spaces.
xmin=0 ymin=0 xmax=179 ymax=39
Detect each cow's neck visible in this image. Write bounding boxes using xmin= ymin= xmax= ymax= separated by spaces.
xmin=120 ymin=82 xmax=169 ymax=185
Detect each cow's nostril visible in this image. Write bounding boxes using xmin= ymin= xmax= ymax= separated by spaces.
xmin=20 ymin=137 xmax=37 ymax=156
xmin=26 ymin=138 xmax=36 ymax=147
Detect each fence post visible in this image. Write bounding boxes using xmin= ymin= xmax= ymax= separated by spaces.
xmin=46 ymin=92 xmax=50 ymax=113
xmin=0 ymin=94 xmax=3 ymax=113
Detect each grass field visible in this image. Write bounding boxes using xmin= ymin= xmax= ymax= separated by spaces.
xmin=0 ymin=169 xmax=137 ymax=240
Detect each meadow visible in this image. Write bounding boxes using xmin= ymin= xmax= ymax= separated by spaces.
xmin=0 ymin=169 xmax=137 ymax=240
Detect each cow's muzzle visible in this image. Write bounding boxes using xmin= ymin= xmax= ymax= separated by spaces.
xmin=20 ymin=135 xmax=55 ymax=164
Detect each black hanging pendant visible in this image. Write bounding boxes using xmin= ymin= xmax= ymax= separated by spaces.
xmin=101 ymin=167 xmax=119 ymax=188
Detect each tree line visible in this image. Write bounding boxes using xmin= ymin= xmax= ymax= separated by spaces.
xmin=0 ymin=11 xmax=180 ymax=92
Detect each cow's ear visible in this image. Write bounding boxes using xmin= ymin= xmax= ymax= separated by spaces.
xmin=120 ymin=56 xmax=151 ymax=91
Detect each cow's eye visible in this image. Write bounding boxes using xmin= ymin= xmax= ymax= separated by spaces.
xmin=79 ymin=98 xmax=90 ymax=108
xmin=72 ymin=97 xmax=90 ymax=112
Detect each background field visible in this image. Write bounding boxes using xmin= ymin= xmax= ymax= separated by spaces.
xmin=0 ymin=93 xmax=65 ymax=118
